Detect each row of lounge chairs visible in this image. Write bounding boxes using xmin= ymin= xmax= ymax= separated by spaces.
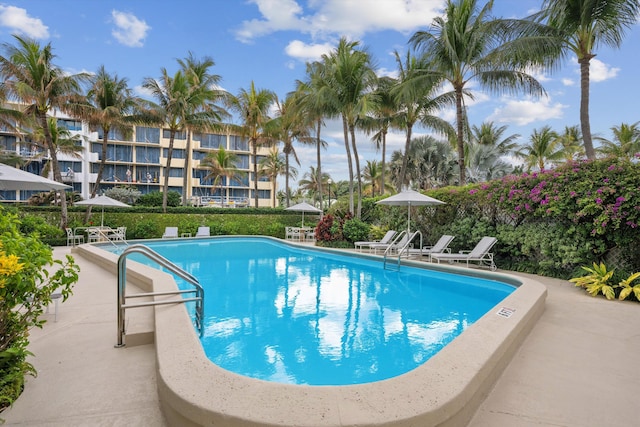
xmin=162 ymin=226 xmax=210 ymax=238
xmin=355 ymin=231 xmax=498 ymax=270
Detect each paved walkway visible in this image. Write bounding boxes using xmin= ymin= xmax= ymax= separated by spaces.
xmin=2 ymin=247 xmax=639 ymax=426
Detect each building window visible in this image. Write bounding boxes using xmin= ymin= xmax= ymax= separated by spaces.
xmin=97 ymin=127 xmax=129 ymax=141
xmin=229 ymin=135 xmax=249 ymax=151
xmin=168 ymin=167 xmax=183 ymax=178
xmin=196 ymin=133 xmax=226 ymax=149
xmin=163 ymin=129 xmax=186 ymax=140
xmin=163 ymin=148 xmax=185 ymax=159
xmin=136 ymin=126 xmax=160 ymax=143
xmin=135 ymin=146 xmax=160 ymax=163
xmin=57 ymin=119 xmax=82 ymax=131
xmin=236 ymin=154 xmax=249 ymax=169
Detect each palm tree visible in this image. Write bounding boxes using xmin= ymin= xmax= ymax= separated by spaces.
xmin=410 ymin=0 xmax=546 ymax=185
xmin=298 ymin=165 xmax=328 ymax=201
xmin=557 ymin=125 xmax=584 ymax=162
xmin=466 ymin=144 xmax=513 ymax=182
xmin=200 ymin=146 xmax=242 ymax=204
xmin=0 ymin=35 xmax=88 ymax=228
xmin=69 ymin=65 xmax=140 ymax=199
xmin=320 ymin=37 xmax=377 ymax=217
xmin=31 ymin=117 xmax=83 ymax=177
xmin=227 ymin=81 xmax=277 ymax=208
xmin=470 ymin=122 xmax=520 ymax=156
xmin=177 ymin=53 xmax=229 ymax=206
xmin=595 ymin=121 xmax=640 ymax=160
xmin=533 ymin=0 xmax=640 ymax=160
xmin=294 ymin=61 xmax=331 ymax=208
xmin=391 ymin=50 xmax=455 ymax=190
xmin=142 ymin=69 xmax=190 ymax=212
xmin=516 ymin=125 xmax=564 ymax=171
xmin=259 ymin=147 xmax=289 ymax=208
xmin=267 ymin=94 xmax=312 ymax=206
xmin=362 ymin=160 xmax=393 ymax=197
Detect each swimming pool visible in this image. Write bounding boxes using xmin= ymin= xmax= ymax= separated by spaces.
xmin=81 ymin=236 xmax=546 ymax=426
xmin=125 ymin=237 xmax=515 ymax=386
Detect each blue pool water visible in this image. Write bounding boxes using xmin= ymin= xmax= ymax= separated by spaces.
xmin=120 ymin=237 xmax=515 ymax=386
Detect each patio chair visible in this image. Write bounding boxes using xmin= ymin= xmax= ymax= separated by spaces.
xmin=66 ymin=228 xmax=84 ymax=246
xmin=195 ymin=226 xmax=210 ymax=237
xmin=108 ymin=226 xmax=127 ymax=242
xmin=285 ymin=226 xmax=301 ymax=241
xmin=162 ymin=227 xmax=179 ymax=238
xmin=406 ymin=235 xmax=455 ymax=261
xmin=431 ymin=236 xmax=498 ymax=270
xmin=87 ymin=227 xmax=101 ymax=243
xmin=354 ymin=230 xmax=397 ymax=252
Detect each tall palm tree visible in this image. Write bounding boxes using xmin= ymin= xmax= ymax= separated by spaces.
xmin=533 ymin=0 xmax=640 ymax=160
xmin=227 ymin=81 xmax=277 ymax=207
xmin=0 ymin=35 xmax=88 ymax=228
xmin=294 ymin=61 xmax=331 ymax=208
xmin=298 ymin=165 xmax=328 ymax=202
xmin=31 ymin=117 xmax=83 ymax=177
xmin=362 ymin=159 xmax=394 ymax=197
xmin=557 ymin=125 xmax=584 ymax=162
xmin=69 ymin=65 xmax=140 ymax=199
xmin=466 ymin=144 xmax=513 ymax=182
xmin=595 ymin=121 xmax=640 ymax=160
xmin=410 ymin=0 xmax=546 ymax=185
xmin=259 ymin=147 xmax=289 ymax=208
xmin=360 ymin=76 xmax=399 ymax=196
xmin=391 ymin=50 xmax=455 ymax=190
xmin=200 ymin=146 xmax=242 ymax=204
xmin=267 ymin=94 xmax=312 ymax=206
xmin=516 ymin=125 xmax=564 ymax=171
xmin=177 ymin=53 xmax=229 ymax=206
xmin=320 ymin=37 xmax=378 ymax=217
xmin=142 ymin=69 xmax=190 ymax=212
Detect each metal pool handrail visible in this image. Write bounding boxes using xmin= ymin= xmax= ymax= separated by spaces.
xmin=384 ymin=230 xmax=422 ymax=270
xmin=115 ymin=244 xmax=204 ymax=347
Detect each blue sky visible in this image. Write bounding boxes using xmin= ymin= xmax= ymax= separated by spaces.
xmin=1 ymin=0 xmax=639 ymax=185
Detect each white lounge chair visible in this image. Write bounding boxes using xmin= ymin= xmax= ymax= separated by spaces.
xmin=354 ymin=230 xmax=397 ymax=252
xmin=195 ymin=226 xmax=210 ymax=237
xmin=371 ymin=231 xmax=411 ymax=254
xmin=162 ymin=227 xmax=179 ymax=238
xmin=406 ymin=235 xmax=455 ymax=261
xmin=431 ymin=236 xmax=498 ymax=270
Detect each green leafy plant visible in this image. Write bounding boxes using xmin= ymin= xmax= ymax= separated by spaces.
xmin=342 ymin=218 xmax=370 ymax=243
xmin=569 ymin=262 xmax=616 ymax=299
xmin=617 ymin=272 xmax=640 ymax=301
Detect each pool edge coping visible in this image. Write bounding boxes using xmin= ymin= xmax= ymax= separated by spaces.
xmin=76 ymin=237 xmax=547 ymax=427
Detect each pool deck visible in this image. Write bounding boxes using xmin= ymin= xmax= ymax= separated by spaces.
xmin=2 ymin=246 xmax=639 ymax=426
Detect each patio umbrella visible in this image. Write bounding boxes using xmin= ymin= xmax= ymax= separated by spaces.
xmin=285 ymin=202 xmax=322 ymax=227
xmin=75 ymin=195 xmax=130 ymax=226
xmin=376 ymin=189 xmax=445 ymax=234
xmin=0 ymin=163 xmax=72 ymax=191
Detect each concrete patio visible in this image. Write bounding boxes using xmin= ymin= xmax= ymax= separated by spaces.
xmin=2 ymin=246 xmax=638 ymax=426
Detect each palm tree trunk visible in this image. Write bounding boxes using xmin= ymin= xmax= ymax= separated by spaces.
xmin=342 ymin=115 xmax=354 ymax=213
xmin=381 ymin=128 xmax=387 ymax=196
xmin=398 ymin=125 xmax=413 ymax=192
xmin=315 ymin=119 xmax=323 ymax=208
xmin=39 ymin=112 xmax=67 ymax=228
xmin=455 ymin=86 xmax=466 ymax=185
xmin=252 ymin=137 xmax=259 ymax=207
xmin=162 ymin=133 xmax=175 ymax=213
xmin=182 ymin=130 xmax=192 ymax=205
xmin=579 ymin=57 xmax=595 ymax=159
xmin=349 ymin=125 xmax=362 ymax=218
xmin=285 ymin=152 xmax=290 ymax=207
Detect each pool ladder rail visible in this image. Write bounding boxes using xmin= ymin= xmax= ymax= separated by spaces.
xmin=383 ymin=230 xmax=422 ymax=271
xmin=115 ymin=244 xmax=204 ymax=348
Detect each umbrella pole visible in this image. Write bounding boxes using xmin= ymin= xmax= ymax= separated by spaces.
xmin=101 ymin=206 xmax=105 ymax=227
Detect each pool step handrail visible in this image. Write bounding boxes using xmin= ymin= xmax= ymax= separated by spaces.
xmin=383 ymin=230 xmax=422 ymax=270
xmin=115 ymin=244 xmax=204 ymax=348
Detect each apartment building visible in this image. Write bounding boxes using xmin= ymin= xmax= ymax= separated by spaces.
xmin=0 ymin=111 xmax=277 ymax=207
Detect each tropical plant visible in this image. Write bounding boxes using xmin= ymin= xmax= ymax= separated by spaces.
xmin=259 ymin=147 xmax=288 ymax=208
xmin=200 ymin=146 xmax=242 ymax=204
xmin=227 ymin=81 xmax=277 ymax=208
xmin=556 ymin=125 xmax=584 ymax=162
xmin=617 ymin=272 xmax=640 ymax=301
xmin=0 ymin=208 xmax=79 ymax=411
xmin=595 ymin=121 xmax=640 ymax=160
xmin=570 ymin=261 xmax=616 ymax=299
xmin=470 ymin=122 xmax=520 ymax=156
xmin=410 ymin=0 xmax=547 ymax=185
xmin=0 ymin=35 xmax=89 ymax=228
xmin=515 ymin=126 xmax=564 ymax=170
xmin=533 ymin=0 xmax=640 ymax=160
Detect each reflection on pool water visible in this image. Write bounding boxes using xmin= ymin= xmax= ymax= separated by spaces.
xmin=124 ymin=237 xmax=515 ymax=386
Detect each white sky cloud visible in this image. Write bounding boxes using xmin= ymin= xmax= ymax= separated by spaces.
xmin=487 ymin=96 xmax=567 ymax=126
xmin=284 ymin=40 xmax=333 ymax=62
xmin=0 ymin=5 xmax=49 ymax=39
xmin=589 ymin=58 xmax=620 ymax=82
xmin=561 ymin=78 xmax=575 ymax=86
xmin=111 ymin=10 xmax=150 ymax=48
xmin=235 ymin=0 xmax=445 ymax=42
